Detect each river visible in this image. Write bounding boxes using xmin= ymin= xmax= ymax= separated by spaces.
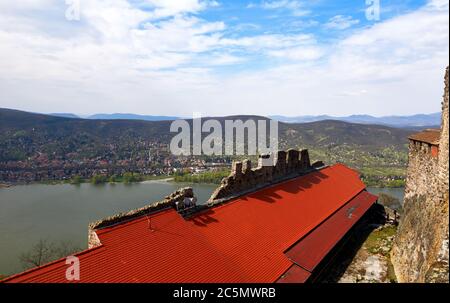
xmin=0 ymin=182 xmax=404 ymax=276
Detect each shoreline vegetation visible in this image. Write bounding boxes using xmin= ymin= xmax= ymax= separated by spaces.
xmin=0 ymin=155 xmax=407 ymax=189
xmin=0 ymin=167 xmax=406 ymax=188
xmin=173 ymin=168 xmax=405 ymax=188
xmin=75 ymin=173 xmax=172 ymax=185
xmin=173 ymin=170 xmax=230 ymax=185
xmin=0 ymin=174 xmax=173 ymax=187
xmin=361 ymin=178 xmax=406 ymax=188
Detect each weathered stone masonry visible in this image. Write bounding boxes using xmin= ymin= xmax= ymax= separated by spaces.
xmin=208 ymin=149 xmax=323 ymax=203
xmin=391 ymin=67 xmax=449 ymax=283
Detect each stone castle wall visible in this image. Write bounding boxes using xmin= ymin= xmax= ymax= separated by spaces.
xmin=403 ymin=141 xmax=440 ymax=202
xmin=391 ymin=67 xmax=449 ymax=282
xmin=208 ymin=149 xmax=323 ymax=202
xmin=439 ymin=67 xmax=449 ymax=191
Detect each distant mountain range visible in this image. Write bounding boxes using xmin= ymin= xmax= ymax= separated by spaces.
xmin=50 ymin=113 xmax=180 ymax=121
xmin=48 ymin=112 xmax=441 ymax=128
xmin=269 ymin=113 xmax=441 ymax=128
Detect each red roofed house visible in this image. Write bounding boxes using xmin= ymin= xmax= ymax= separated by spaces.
xmin=2 ymin=149 xmax=377 ymax=283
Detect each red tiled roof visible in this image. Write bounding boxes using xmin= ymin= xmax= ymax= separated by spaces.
xmin=3 ymin=164 xmax=373 ymax=283
xmin=284 ymin=190 xmax=377 ymax=273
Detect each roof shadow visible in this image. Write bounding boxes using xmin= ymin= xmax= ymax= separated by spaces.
xmin=189 ymin=209 xmax=219 ymax=227
xmin=187 ymin=168 xmax=331 ymax=225
xmin=309 ymin=204 xmax=392 ymax=283
xmin=248 ymin=169 xmax=330 ymax=204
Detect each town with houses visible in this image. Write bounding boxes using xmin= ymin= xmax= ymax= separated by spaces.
xmin=0 ymin=142 xmax=230 ymax=184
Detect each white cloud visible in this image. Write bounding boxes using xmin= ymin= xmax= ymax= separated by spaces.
xmin=0 ymin=0 xmax=448 ymax=117
xmin=0 ymin=1 xmax=228 ymax=78
xmin=204 ymin=1 xmax=449 ymax=116
xmin=255 ymin=0 xmax=310 ymax=16
xmin=261 ymin=0 xmax=301 ymax=9
xmin=221 ymin=33 xmax=315 ymax=51
xmin=141 ymin=0 xmax=219 ymax=19
xmin=268 ymin=46 xmax=324 ymax=61
xmin=208 ymin=53 xmax=244 ymax=65
xmin=289 ymin=19 xmax=320 ymax=29
xmin=0 ymin=0 xmax=55 ymax=11
xmin=427 ymin=0 xmax=449 ymax=10
xmin=335 ymin=90 xmax=368 ymax=97
xmin=324 ymin=15 xmax=360 ymax=30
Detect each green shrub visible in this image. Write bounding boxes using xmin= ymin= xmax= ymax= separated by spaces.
xmin=174 ymin=170 xmax=229 ymax=184
xmin=123 ymin=172 xmax=142 ymax=183
xmin=70 ymin=175 xmax=83 ymax=184
xmin=91 ymin=174 xmax=108 ymax=184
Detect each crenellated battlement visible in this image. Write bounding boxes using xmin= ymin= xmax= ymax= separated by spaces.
xmin=208 ymin=149 xmax=324 ymax=202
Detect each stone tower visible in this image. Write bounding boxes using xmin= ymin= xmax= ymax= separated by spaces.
xmin=391 ymin=67 xmax=449 ymax=282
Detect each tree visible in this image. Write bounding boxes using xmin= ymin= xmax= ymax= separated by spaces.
xmin=387 ymin=179 xmax=406 ymax=188
xmin=123 ymin=172 xmax=133 ymax=183
xmin=19 ymin=239 xmax=55 ymax=268
xmin=123 ymin=172 xmax=142 ymax=183
xmin=70 ymin=175 xmax=82 ymax=185
xmin=173 ymin=169 xmax=229 ymax=184
xmin=19 ymin=240 xmax=80 ymax=270
xmin=91 ymin=174 xmax=107 ymax=184
xmin=108 ymin=175 xmax=117 ymax=183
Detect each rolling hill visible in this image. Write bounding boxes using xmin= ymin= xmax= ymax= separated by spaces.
xmin=0 ymin=108 xmax=414 ymax=185
xmin=1 ymin=109 xmax=412 ymax=149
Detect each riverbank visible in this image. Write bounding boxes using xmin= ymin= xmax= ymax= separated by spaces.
xmin=1 ymin=175 xmax=173 ymax=187
xmin=173 ymin=170 xmax=229 ymax=185
xmin=140 ymin=177 xmax=174 ymax=183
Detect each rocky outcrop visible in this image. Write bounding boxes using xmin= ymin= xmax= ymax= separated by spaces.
xmin=208 ymin=149 xmax=324 ymax=203
xmin=88 ymin=187 xmax=195 ymax=248
xmin=391 ymin=67 xmax=449 ymax=283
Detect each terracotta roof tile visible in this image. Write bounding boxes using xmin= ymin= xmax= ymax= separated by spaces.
xmin=3 ymin=164 xmax=371 ymax=283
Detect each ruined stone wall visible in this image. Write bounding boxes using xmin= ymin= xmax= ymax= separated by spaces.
xmin=88 ymin=187 xmax=195 ymax=248
xmin=391 ymin=67 xmax=449 ymax=283
xmin=403 ymin=141 xmax=440 ymax=202
xmin=208 ymin=149 xmax=322 ymax=202
xmin=439 ymin=67 xmax=449 ymax=191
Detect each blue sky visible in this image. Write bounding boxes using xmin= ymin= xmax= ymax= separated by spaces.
xmin=176 ymin=0 xmax=429 ymax=72
xmin=0 ymin=0 xmax=448 ymax=117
